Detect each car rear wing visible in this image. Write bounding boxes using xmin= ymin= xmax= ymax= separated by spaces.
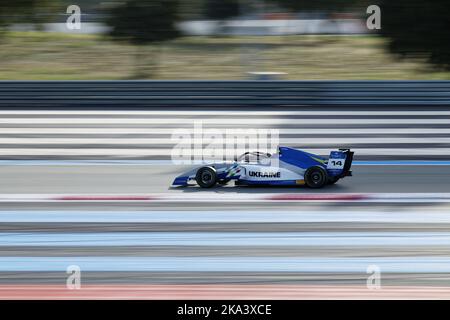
xmin=339 ymin=148 xmax=354 ymax=177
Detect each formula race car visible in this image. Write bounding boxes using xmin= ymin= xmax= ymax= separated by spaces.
xmin=172 ymin=146 xmax=353 ymax=189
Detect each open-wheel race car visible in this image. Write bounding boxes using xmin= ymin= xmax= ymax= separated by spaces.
xmin=172 ymin=146 xmax=353 ymax=189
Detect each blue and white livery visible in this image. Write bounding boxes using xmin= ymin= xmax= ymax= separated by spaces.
xmin=172 ymin=146 xmax=354 ymax=189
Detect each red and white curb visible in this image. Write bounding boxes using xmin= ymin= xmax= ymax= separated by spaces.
xmin=0 ymin=193 xmax=450 ymax=203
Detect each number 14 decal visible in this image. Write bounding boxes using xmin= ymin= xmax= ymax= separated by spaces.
xmin=327 ymin=159 xmax=345 ymax=169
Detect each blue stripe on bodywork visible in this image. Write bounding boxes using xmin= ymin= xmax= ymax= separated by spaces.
xmin=278 ymin=146 xmax=327 ymax=169
xmin=354 ymin=161 xmax=450 ymax=166
xmin=172 ymin=176 xmax=189 ymax=186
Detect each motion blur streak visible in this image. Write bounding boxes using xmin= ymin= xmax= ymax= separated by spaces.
xmin=3 ymin=285 xmax=450 ymax=300
xmin=3 ymin=209 xmax=450 ymax=223
xmin=1 ymin=105 xmax=450 ymax=299
xmin=1 ymin=107 xmax=450 ymax=159
xmin=0 ymin=0 xmax=448 ymax=301
xmin=2 ymin=201 xmax=450 ymax=293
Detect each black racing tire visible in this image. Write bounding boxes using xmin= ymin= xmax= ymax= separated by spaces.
xmin=328 ymin=177 xmax=340 ymax=185
xmin=304 ymin=166 xmax=328 ymax=189
xmin=195 ymin=167 xmax=217 ymax=188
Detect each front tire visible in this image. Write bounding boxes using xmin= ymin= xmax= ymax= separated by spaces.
xmin=304 ymin=166 xmax=328 ymax=189
xmin=196 ymin=167 xmax=217 ymax=188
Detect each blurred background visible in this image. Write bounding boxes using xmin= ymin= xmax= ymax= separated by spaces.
xmin=1 ymin=1 xmax=450 ymax=300
xmin=0 ymin=0 xmax=448 ymax=80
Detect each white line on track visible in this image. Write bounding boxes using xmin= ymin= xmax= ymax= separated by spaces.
xmin=0 ymin=160 xmax=449 ymax=166
xmin=1 ymin=210 xmax=450 ymax=223
xmin=2 ymin=256 xmax=450 ymax=273
xmin=2 ymin=148 xmax=450 ymax=156
xmin=1 ymin=110 xmax=450 ymax=116
xmin=1 ymin=118 xmax=450 ymax=124
xmin=1 ymin=128 xmax=450 ymax=134
xmin=1 ymin=232 xmax=450 ymax=247
xmin=0 ymin=137 xmax=449 ymax=145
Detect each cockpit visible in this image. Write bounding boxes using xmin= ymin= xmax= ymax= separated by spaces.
xmin=236 ymin=151 xmax=273 ymax=164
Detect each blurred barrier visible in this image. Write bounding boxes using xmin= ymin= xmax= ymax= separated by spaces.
xmin=0 ymin=81 xmax=450 ymax=108
xmin=2 ymin=108 xmax=450 ymax=160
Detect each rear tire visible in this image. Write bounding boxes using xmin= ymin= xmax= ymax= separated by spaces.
xmin=304 ymin=166 xmax=328 ymax=189
xmin=196 ymin=167 xmax=217 ymax=188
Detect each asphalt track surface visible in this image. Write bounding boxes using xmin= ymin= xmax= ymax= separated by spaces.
xmin=1 ymin=163 xmax=450 ymax=299
xmin=0 ymin=164 xmax=448 ymax=194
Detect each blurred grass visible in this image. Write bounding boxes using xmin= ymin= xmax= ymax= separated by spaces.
xmin=0 ymin=31 xmax=448 ymax=80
